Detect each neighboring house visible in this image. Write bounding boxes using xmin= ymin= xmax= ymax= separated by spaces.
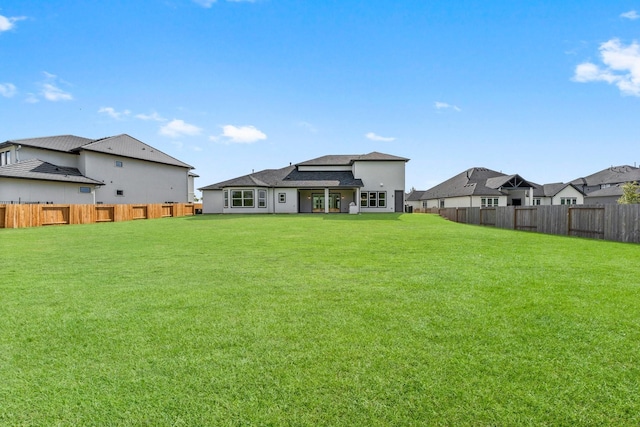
xmin=199 ymin=152 xmax=409 ymax=214
xmin=0 ymin=134 xmax=195 ymax=204
xmin=571 ymin=165 xmax=640 ymax=205
xmin=420 ymin=167 xmax=583 ymax=208
xmin=405 ymin=189 xmax=425 ymax=211
xmin=530 ymin=183 xmax=585 ymax=206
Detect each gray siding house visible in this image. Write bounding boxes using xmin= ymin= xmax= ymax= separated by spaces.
xmin=571 ymin=165 xmax=640 ymax=204
xmin=0 ymin=134 xmax=195 ymax=204
xmin=199 ymin=152 xmax=409 ymax=214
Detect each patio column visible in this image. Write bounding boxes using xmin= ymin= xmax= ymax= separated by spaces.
xmin=324 ymin=188 xmax=329 ymax=213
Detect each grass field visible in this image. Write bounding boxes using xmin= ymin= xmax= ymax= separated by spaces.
xmin=1 ymin=213 xmax=639 ymax=426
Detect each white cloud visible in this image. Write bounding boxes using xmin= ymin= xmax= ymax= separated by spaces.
xmin=621 ymin=10 xmax=640 ymax=20
xmin=160 ymin=119 xmax=203 ymax=138
xmin=25 ymin=93 xmax=39 ymax=104
xmin=434 ymin=101 xmax=461 ymax=112
xmin=136 ymin=111 xmax=166 ymax=122
xmin=365 ymin=132 xmax=396 ymax=142
xmin=41 ymin=83 xmax=73 ymax=101
xmin=298 ymin=121 xmax=318 ymax=133
xmin=98 ymin=107 xmax=131 ymax=120
xmin=193 ymin=0 xmax=216 ymax=7
xmin=38 ymin=72 xmax=73 ymax=101
xmin=193 ymin=0 xmax=255 ymax=6
xmin=0 ymin=83 xmax=17 ymax=97
xmin=573 ymin=38 xmax=640 ymax=96
xmin=213 ymin=125 xmax=267 ymax=144
xmin=0 ymin=15 xmax=26 ymax=32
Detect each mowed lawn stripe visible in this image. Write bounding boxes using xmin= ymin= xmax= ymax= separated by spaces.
xmin=1 ymin=214 xmax=638 ymax=425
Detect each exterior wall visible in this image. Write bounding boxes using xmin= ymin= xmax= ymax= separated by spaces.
xmin=271 ymin=188 xmax=298 ymax=213
xmin=551 ymin=186 xmax=584 ymax=205
xmin=584 ymin=196 xmax=617 ymax=205
xmin=188 ymin=175 xmax=196 ymax=203
xmin=424 ymin=195 xmax=507 ymax=209
xmin=14 ymin=146 xmax=80 ymax=168
xmin=405 ymin=199 xmax=422 ymax=210
xmin=81 ymin=151 xmax=189 ymax=204
xmin=202 ymin=189 xmax=224 ymax=213
xmin=0 ymin=177 xmax=96 ymax=204
xmin=353 ymin=161 xmax=405 ymax=212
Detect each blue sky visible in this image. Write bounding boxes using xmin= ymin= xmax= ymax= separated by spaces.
xmin=1 ymin=1 xmax=639 ymax=193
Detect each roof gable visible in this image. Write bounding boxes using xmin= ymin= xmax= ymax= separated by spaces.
xmin=421 ymin=167 xmax=507 ymax=199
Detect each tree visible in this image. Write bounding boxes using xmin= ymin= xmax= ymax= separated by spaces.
xmin=617 ymin=181 xmax=640 ymax=204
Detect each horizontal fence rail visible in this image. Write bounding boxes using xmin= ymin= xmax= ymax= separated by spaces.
xmin=415 ymin=205 xmax=640 ymax=244
xmin=0 ymin=203 xmax=202 ymax=229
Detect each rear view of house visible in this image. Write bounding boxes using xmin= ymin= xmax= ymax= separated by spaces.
xmin=199 ymin=152 xmax=409 ymax=214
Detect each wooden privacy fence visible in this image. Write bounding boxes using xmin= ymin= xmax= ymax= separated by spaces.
xmin=0 ymin=203 xmax=201 ymax=229
xmin=420 ymin=205 xmax=640 ymax=244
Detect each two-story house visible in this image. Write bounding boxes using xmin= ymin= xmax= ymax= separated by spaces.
xmin=0 ymin=134 xmax=195 ymax=204
xmin=199 ymin=152 xmax=409 ymax=214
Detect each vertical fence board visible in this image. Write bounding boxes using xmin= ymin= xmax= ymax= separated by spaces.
xmin=433 ymin=204 xmax=640 ymax=243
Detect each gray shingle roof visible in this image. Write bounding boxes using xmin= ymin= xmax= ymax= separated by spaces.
xmin=1 ymin=135 xmax=93 ymax=152
xmin=280 ymin=169 xmax=363 ymax=187
xmin=82 ymin=134 xmax=192 ymax=168
xmin=571 ymin=165 xmax=640 ymax=186
xmin=199 ymin=167 xmax=294 ymax=190
xmin=533 ymin=182 xmax=583 ymax=197
xmin=296 ymin=151 xmax=409 ymax=166
xmin=199 ymin=166 xmax=364 ymax=190
xmin=421 ymin=167 xmax=508 ymax=199
xmin=584 ymin=185 xmax=624 ymax=198
xmin=405 ymin=190 xmax=425 ymax=201
xmin=0 ymin=159 xmax=103 ymax=185
xmin=1 ymin=134 xmax=192 ymax=169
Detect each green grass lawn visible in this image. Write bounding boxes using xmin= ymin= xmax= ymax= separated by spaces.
xmin=1 ymin=213 xmax=639 ymax=426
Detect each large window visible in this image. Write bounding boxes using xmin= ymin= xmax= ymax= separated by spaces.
xmin=481 ymin=198 xmax=499 ymax=207
xmin=258 ymin=190 xmax=267 ymax=208
xmin=561 ymin=198 xmax=577 ymax=205
xmin=360 ymin=191 xmax=386 ymax=207
xmin=232 ymin=190 xmax=254 ymax=207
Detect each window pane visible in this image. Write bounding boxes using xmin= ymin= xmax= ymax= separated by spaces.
xmin=360 ymin=192 xmax=368 ymax=207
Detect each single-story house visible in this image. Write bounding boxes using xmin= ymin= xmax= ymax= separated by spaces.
xmin=571 ymin=165 xmax=640 ymax=204
xmin=199 ymin=152 xmax=409 ymax=214
xmin=0 ymin=134 xmax=196 ymax=204
xmin=420 ymin=167 xmax=584 ymax=208
xmin=405 ymin=189 xmax=425 ymax=211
